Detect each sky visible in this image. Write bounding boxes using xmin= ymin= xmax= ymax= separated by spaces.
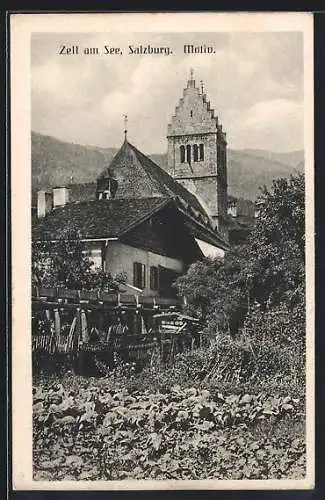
xmin=31 ymin=32 xmax=304 ymax=153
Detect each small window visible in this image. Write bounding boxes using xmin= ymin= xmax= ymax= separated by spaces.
xmin=180 ymin=145 xmax=185 ymax=163
xmin=186 ymin=144 xmax=191 ymax=163
xmin=133 ymin=262 xmax=146 ymax=289
xmin=150 ymin=266 xmax=159 ymax=291
xmin=199 ymin=143 xmax=204 ymax=161
xmin=193 ymin=144 xmax=199 ymax=162
xmin=190 ymin=110 xmax=193 ymax=117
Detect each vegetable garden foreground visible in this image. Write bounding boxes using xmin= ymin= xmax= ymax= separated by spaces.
xmin=33 ymin=342 xmax=305 ymax=481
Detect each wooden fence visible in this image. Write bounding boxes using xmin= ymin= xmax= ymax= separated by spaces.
xmin=32 ymin=286 xmax=181 ymax=309
xmin=32 ymin=287 xmax=188 ymax=374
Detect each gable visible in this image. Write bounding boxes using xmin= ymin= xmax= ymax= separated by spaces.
xmin=97 ymin=141 xmax=164 ymax=200
xmin=168 ymin=79 xmax=219 ymax=136
xmin=97 ymin=140 xmax=210 ymax=221
xmin=120 ymin=204 xmax=204 ymax=264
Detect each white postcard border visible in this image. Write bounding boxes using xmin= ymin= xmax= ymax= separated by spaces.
xmin=10 ymin=11 xmax=315 ymax=490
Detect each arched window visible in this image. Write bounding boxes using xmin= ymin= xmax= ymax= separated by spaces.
xmin=193 ymin=144 xmax=199 ymax=162
xmin=199 ymin=143 xmax=204 ymax=161
xmin=186 ymin=144 xmax=191 ymax=164
xmin=180 ymin=145 xmax=185 ymax=163
xmin=190 ymin=110 xmax=193 ymax=117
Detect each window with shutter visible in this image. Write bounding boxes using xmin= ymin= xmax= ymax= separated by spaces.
xmin=133 ymin=262 xmax=146 ymax=289
xmin=150 ymin=266 xmax=159 ymax=291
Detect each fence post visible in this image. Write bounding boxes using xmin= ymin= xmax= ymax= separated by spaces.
xmin=80 ymin=309 xmax=89 ymax=343
xmin=53 ymin=308 xmax=61 ymax=346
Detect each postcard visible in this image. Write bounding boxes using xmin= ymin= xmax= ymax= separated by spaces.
xmin=10 ymin=11 xmax=314 ymax=490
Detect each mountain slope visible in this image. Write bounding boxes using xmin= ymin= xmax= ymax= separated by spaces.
xmin=239 ymin=149 xmax=304 ymax=169
xmin=32 ymin=131 xmax=304 ymax=201
xmin=226 ymin=150 xmax=303 ymax=200
xmin=32 ymin=132 xmax=117 ymax=188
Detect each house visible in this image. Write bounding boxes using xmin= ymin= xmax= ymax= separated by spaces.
xmin=33 ymin=72 xmax=230 ymax=297
xmin=227 ymin=196 xmax=256 ymax=244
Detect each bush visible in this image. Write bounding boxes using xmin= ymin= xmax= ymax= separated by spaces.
xmin=201 ymin=301 xmax=305 ymax=398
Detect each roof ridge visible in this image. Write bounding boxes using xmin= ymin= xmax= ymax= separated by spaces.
xmin=127 ymin=142 xmax=170 ymax=196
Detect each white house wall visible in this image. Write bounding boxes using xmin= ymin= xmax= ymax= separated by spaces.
xmin=104 ymin=241 xmax=184 ymax=296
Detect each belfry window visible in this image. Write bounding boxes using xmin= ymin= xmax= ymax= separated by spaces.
xmin=193 ymin=144 xmax=199 ymax=162
xmin=186 ymin=144 xmax=191 ymax=163
xmin=190 ymin=110 xmax=193 ymax=117
xmin=180 ymin=145 xmax=185 ymax=163
xmin=199 ymin=143 xmax=204 ymax=161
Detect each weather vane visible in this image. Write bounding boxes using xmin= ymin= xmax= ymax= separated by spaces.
xmin=124 ymin=114 xmax=128 ymax=140
xmin=200 ymin=80 xmax=204 ymax=94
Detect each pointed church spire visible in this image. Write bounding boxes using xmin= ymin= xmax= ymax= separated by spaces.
xmin=124 ymin=114 xmax=128 ymax=141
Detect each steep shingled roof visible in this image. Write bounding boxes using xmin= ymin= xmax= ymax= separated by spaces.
xmin=33 ymin=197 xmax=170 ymax=241
xmin=33 ymin=196 xmax=229 ymax=250
xmin=99 ymin=140 xmax=210 ymax=223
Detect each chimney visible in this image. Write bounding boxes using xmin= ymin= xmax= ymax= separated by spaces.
xmin=37 ymin=190 xmax=53 ymax=218
xmin=53 ymin=186 xmax=70 ymax=208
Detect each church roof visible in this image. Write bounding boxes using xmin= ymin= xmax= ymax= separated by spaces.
xmin=98 ymin=140 xmax=210 ymax=222
xmin=127 ymin=141 xmax=211 ymax=220
xmin=33 ymin=197 xmax=170 ymax=241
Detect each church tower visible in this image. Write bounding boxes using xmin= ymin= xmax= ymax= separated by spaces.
xmin=167 ymin=71 xmax=228 ymax=239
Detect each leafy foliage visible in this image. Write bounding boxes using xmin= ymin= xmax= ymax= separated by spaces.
xmin=32 ymin=229 xmax=126 ymax=291
xmin=33 ymin=376 xmax=305 ymax=481
xmin=174 ymin=173 xmax=305 ymax=334
xmin=246 ymin=174 xmax=305 ymax=308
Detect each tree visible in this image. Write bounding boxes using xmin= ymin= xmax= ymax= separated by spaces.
xmin=174 ymin=246 xmax=250 ymax=333
xmin=246 ymin=173 xmax=305 ymax=308
xmin=32 ymin=229 xmax=126 ymax=291
xmin=174 ymin=258 xmax=223 ymax=319
xmin=174 ymin=173 xmax=305 ymax=334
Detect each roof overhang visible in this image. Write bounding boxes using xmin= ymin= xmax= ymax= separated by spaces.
xmin=177 ymin=206 xmax=230 ymax=251
xmin=195 ymin=238 xmax=225 ymax=259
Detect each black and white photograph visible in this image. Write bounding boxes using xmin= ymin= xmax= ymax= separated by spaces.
xmin=10 ymin=12 xmax=314 ymax=490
